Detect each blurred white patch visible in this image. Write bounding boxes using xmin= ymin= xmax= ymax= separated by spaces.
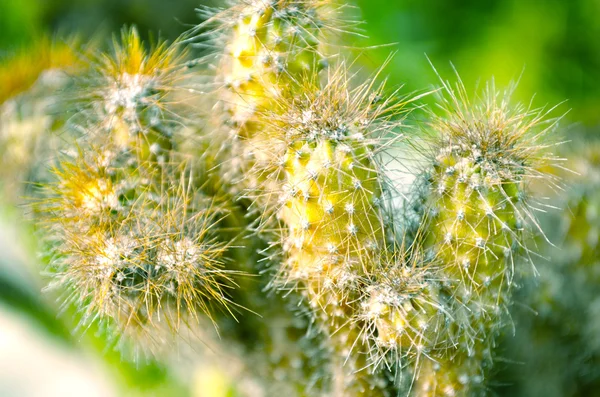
xmin=0 ymin=305 xmax=116 ymax=397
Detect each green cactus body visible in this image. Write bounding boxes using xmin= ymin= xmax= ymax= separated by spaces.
xmin=0 ymin=38 xmax=85 ymax=203
xmin=416 ymin=142 xmax=522 ymax=395
xmin=281 ymin=139 xmax=383 ymax=282
xmin=255 ymin=66 xmax=409 ymax=394
xmin=31 ymin=29 xmax=234 ymax=353
xmin=406 ymin=82 xmax=558 ymax=396
xmin=1 ymin=5 xmax=570 ymax=395
xmin=564 ymin=143 xmax=600 ymax=267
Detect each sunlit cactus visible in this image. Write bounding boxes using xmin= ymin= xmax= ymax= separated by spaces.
xmin=359 ymin=245 xmax=447 ymax=381
xmin=201 ymin=0 xmax=339 ymax=133
xmin=21 ymin=27 xmax=240 ymax=356
xmin=407 ymin=79 xmax=560 ymax=396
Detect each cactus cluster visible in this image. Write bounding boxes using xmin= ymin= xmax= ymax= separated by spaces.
xmin=0 ymin=1 xmax=572 ymax=396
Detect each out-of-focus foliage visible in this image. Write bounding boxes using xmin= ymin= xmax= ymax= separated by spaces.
xmin=355 ymin=0 xmax=600 ymax=127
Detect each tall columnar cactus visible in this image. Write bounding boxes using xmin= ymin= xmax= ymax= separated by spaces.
xmin=247 ymin=64 xmax=411 ymax=394
xmin=405 ymin=81 xmax=559 ymax=396
xmin=203 ymin=0 xmax=338 ymax=134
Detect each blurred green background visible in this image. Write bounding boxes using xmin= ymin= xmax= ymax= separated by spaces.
xmin=1 ymin=0 xmax=599 ymax=126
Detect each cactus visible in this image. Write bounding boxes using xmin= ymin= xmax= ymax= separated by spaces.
xmin=0 ymin=36 xmax=81 ymax=104
xmin=197 ymin=0 xmax=353 ymax=202
xmin=257 ymin=64 xmax=406 ymax=394
xmin=0 ymin=2 xmax=570 ymax=396
xmin=404 ymin=79 xmax=560 ymax=396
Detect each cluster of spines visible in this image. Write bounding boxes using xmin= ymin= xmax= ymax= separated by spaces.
xmin=32 ymin=27 xmax=237 ymax=355
xmin=358 ymin=246 xmax=447 ymax=378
